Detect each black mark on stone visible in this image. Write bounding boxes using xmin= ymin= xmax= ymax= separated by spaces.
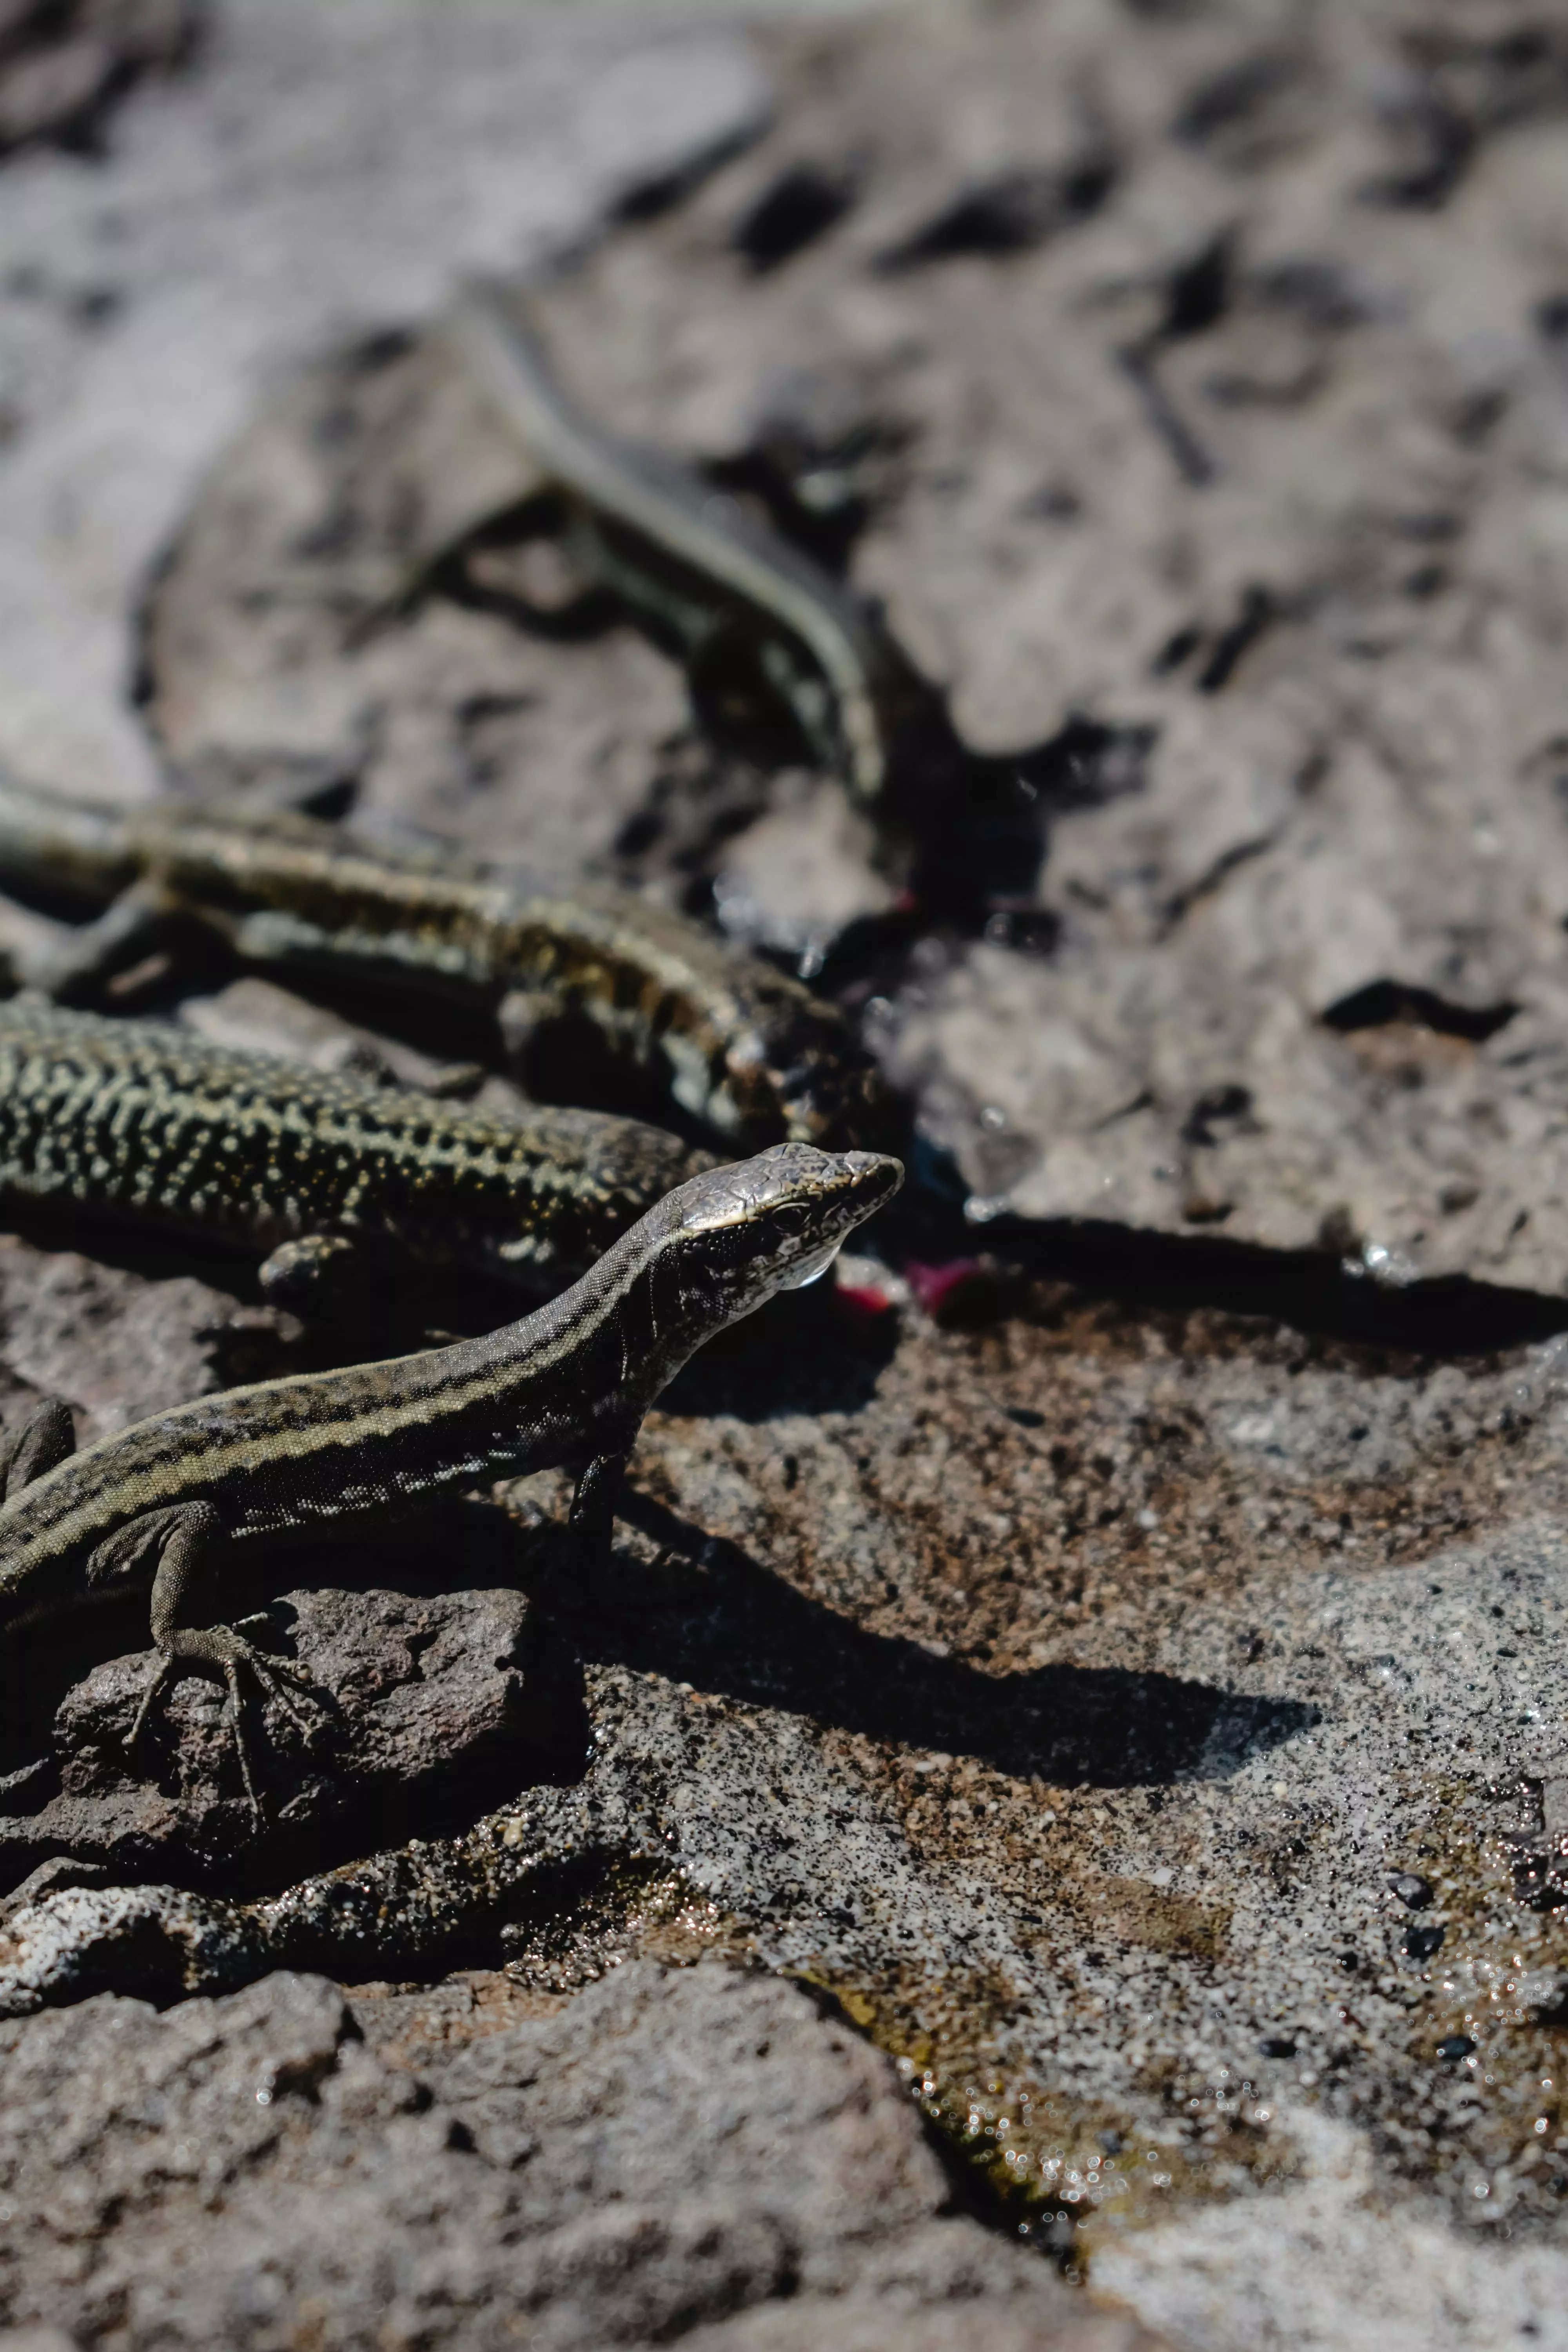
xmin=1521 ymin=735 xmax=1568 ymax=806
xmin=1172 ymin=53 xmax=1300 ymax=149
xmin=1452 ymin=386 xmax=1508 ymax=447
xmin=71 ymin=284 xmax=122 ymax=330
xmin=1404 ymin=1921 xmax=1446 ymax=1961
xmin=1389 ymin=1871 xmax=1433 ymax=1908
xmin=1160 ymin=833 xmax=1277 ymax=930
xmin=981 ymin=907 xmax=1062 ymax=957
xmin=1161 ymin=231 xmax=1235 ymax=341
xmin=1014 ymin=713 xmax=1156 ymax=812
xmin=1115 ymin=345 xmax=1214 ymax=486
xmin=1196 ymin=586 xmax=1275 ymax=692
xmin=1181 ymin=1084 xmax=1255 ymax=1148
xmin=344 ymin=327 xmax=416 ymax=380
xmin=875 ymin=156 xmax=1115 ymax=270
xmin=733 ymin=162 xmax=857 ymax=272
xmin=906 ymin=714 xmax=1155 ymax=922
xmin=1360 ymin=92 xmax=1476 ymax=211
xmin=1020 ymin=481 xmax=1083 ymax=523
xmin=1321 ymin=980 xmax=1517 ymax=1045
xmin=1511 ymin=1841 xmax=1568 ymax=1913
xmin=1403 ymin=563 xmax=1447 ymax=600
xmin=1391 ymin=512 xmax=1463 ymax=544
xmin=1253 ymin=257 xmax=1377 ymax=331
xmin=1152 ymin=624 xmax=1203 ymax=677
xmin=1258 ymin=2034 xmax=1298 ymax=2058
xmin=613 ymin=118 xmax=766 ymax=223
xmin=1436 ymin=2034 xmax=1476 ymax=2061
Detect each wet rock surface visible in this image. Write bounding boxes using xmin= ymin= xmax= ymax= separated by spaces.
xmin=2 ymin=1 xmax=1568 ymax=2349
xmin=0 ymin=1960 xmax=1156 ymax=2350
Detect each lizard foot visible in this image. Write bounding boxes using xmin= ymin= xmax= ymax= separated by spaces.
xmin=128 ymin=1628 xmax=317 ymax=1826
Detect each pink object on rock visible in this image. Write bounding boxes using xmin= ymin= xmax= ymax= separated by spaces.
xmin=903 ymin=1258 xmax=985 ymax=1316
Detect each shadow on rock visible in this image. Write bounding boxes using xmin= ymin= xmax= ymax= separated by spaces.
xmin=879 ymin=1178 xmax=1568 ymax=1359
xmin=660 ymin=1275 xmax=902 ymax=1421
xmin=559 ymin=1495 xmax=1319 ymax=1788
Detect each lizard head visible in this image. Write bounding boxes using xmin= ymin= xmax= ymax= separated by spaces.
xmin=659 ymin=1142 xmax=903 ymax=1330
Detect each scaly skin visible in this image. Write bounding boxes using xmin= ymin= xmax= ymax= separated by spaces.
xmin=0 ymin=994 xmax=707 ymax=1305
xmin=446 ymin=284 xmax=935 ymax=810
xmin=0 ymin=1144 xmax=902 ymax=1812
xmin=0 ymin=773 xmax=898 ymax=1154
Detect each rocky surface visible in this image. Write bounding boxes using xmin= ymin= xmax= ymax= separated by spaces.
xmin=0 ymin=1573 xmax=584 ymax=1896
xmin=2 ymin=1263 xmax=1567 ymax=2343
xmin=0 ymin=0 xmax=768 ymax=805
xmin=0 ymin=1959 xmax=1158 ymax=2350
xmin=141 ymin=0 xmax=1568 ymax=1295
xmin=0 ymin=0 xmax=200 ymax=159
xmin=1 ymin=2 xmax=1568 ymax=2350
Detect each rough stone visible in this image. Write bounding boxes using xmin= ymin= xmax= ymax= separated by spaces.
xmin=4 ymin=2 xmax=1568 ymax=2348
xmin=0 ymin=1958 xmax=1153 ymax=2348
xmin=0 ymin=1571 xmax=585 ymax=1896
xmin=138 ymin=0 xmax=1568 ymax=1295
xmin=5 ymin=1281 xmax=1568 ymax=2341
xmin=178 ymin=976 xmax=491 ymax=1096
xmin=0 ymin=0 xmax=200 ymax=157
xmin=0 ymin=0 xmax=769 ymax=805
xmin=0 ymin=1232 xmax=289 ymax=1439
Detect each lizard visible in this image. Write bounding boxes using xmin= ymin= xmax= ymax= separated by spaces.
xmin=441 ymin=281 xmax=940 ymax=813
xmin=0 ymin=1141 xmax=902 ymax=1813
xmin=0 ymin=768 xmax=899 ymax=1156
xmin=0 ymin=993 xmax=709 ymax=1315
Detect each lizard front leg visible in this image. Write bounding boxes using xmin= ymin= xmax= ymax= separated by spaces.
xmin=568 ymin=1448 xmax=632 ymax=1599
xmin=86 ymin=1503 xmax=314 ymax=1821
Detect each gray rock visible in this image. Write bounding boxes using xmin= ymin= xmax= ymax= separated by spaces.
xmin=0 ymin=1234 xmax=287 ymax=1440
xmin=0 ymin=0 xmax=768 ymax=808
xmin=0 ymin=0 xmax=199 ymax=157
xmin=0 ymin=1959 xmax=1145 ymax=2348
xmin=178 ymin=976 xmax=488 ymax=1096
xmin=5 ymin=1283 xmax=1565 ymax=2341
xmin=139 ymin=317 xmax=698 ymax=880
xmin=6 ymin=0 xmax=1568 ymax=2344
xmin=0 ymin=1575 xmax=583 ymax=1895
xmin=0 ymin=1880 xmax=261 ymax=2016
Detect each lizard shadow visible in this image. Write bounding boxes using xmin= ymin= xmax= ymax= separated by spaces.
xmin=540 ymin=1492 xmax=1319 ymax=1789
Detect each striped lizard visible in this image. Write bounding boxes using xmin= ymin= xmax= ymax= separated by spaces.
xmin=0 ymin=1143 xmax=902 ymax=1813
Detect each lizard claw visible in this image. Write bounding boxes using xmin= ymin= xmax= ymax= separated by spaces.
xmin=126 ymin=1627 xmax=320 ymax=1828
